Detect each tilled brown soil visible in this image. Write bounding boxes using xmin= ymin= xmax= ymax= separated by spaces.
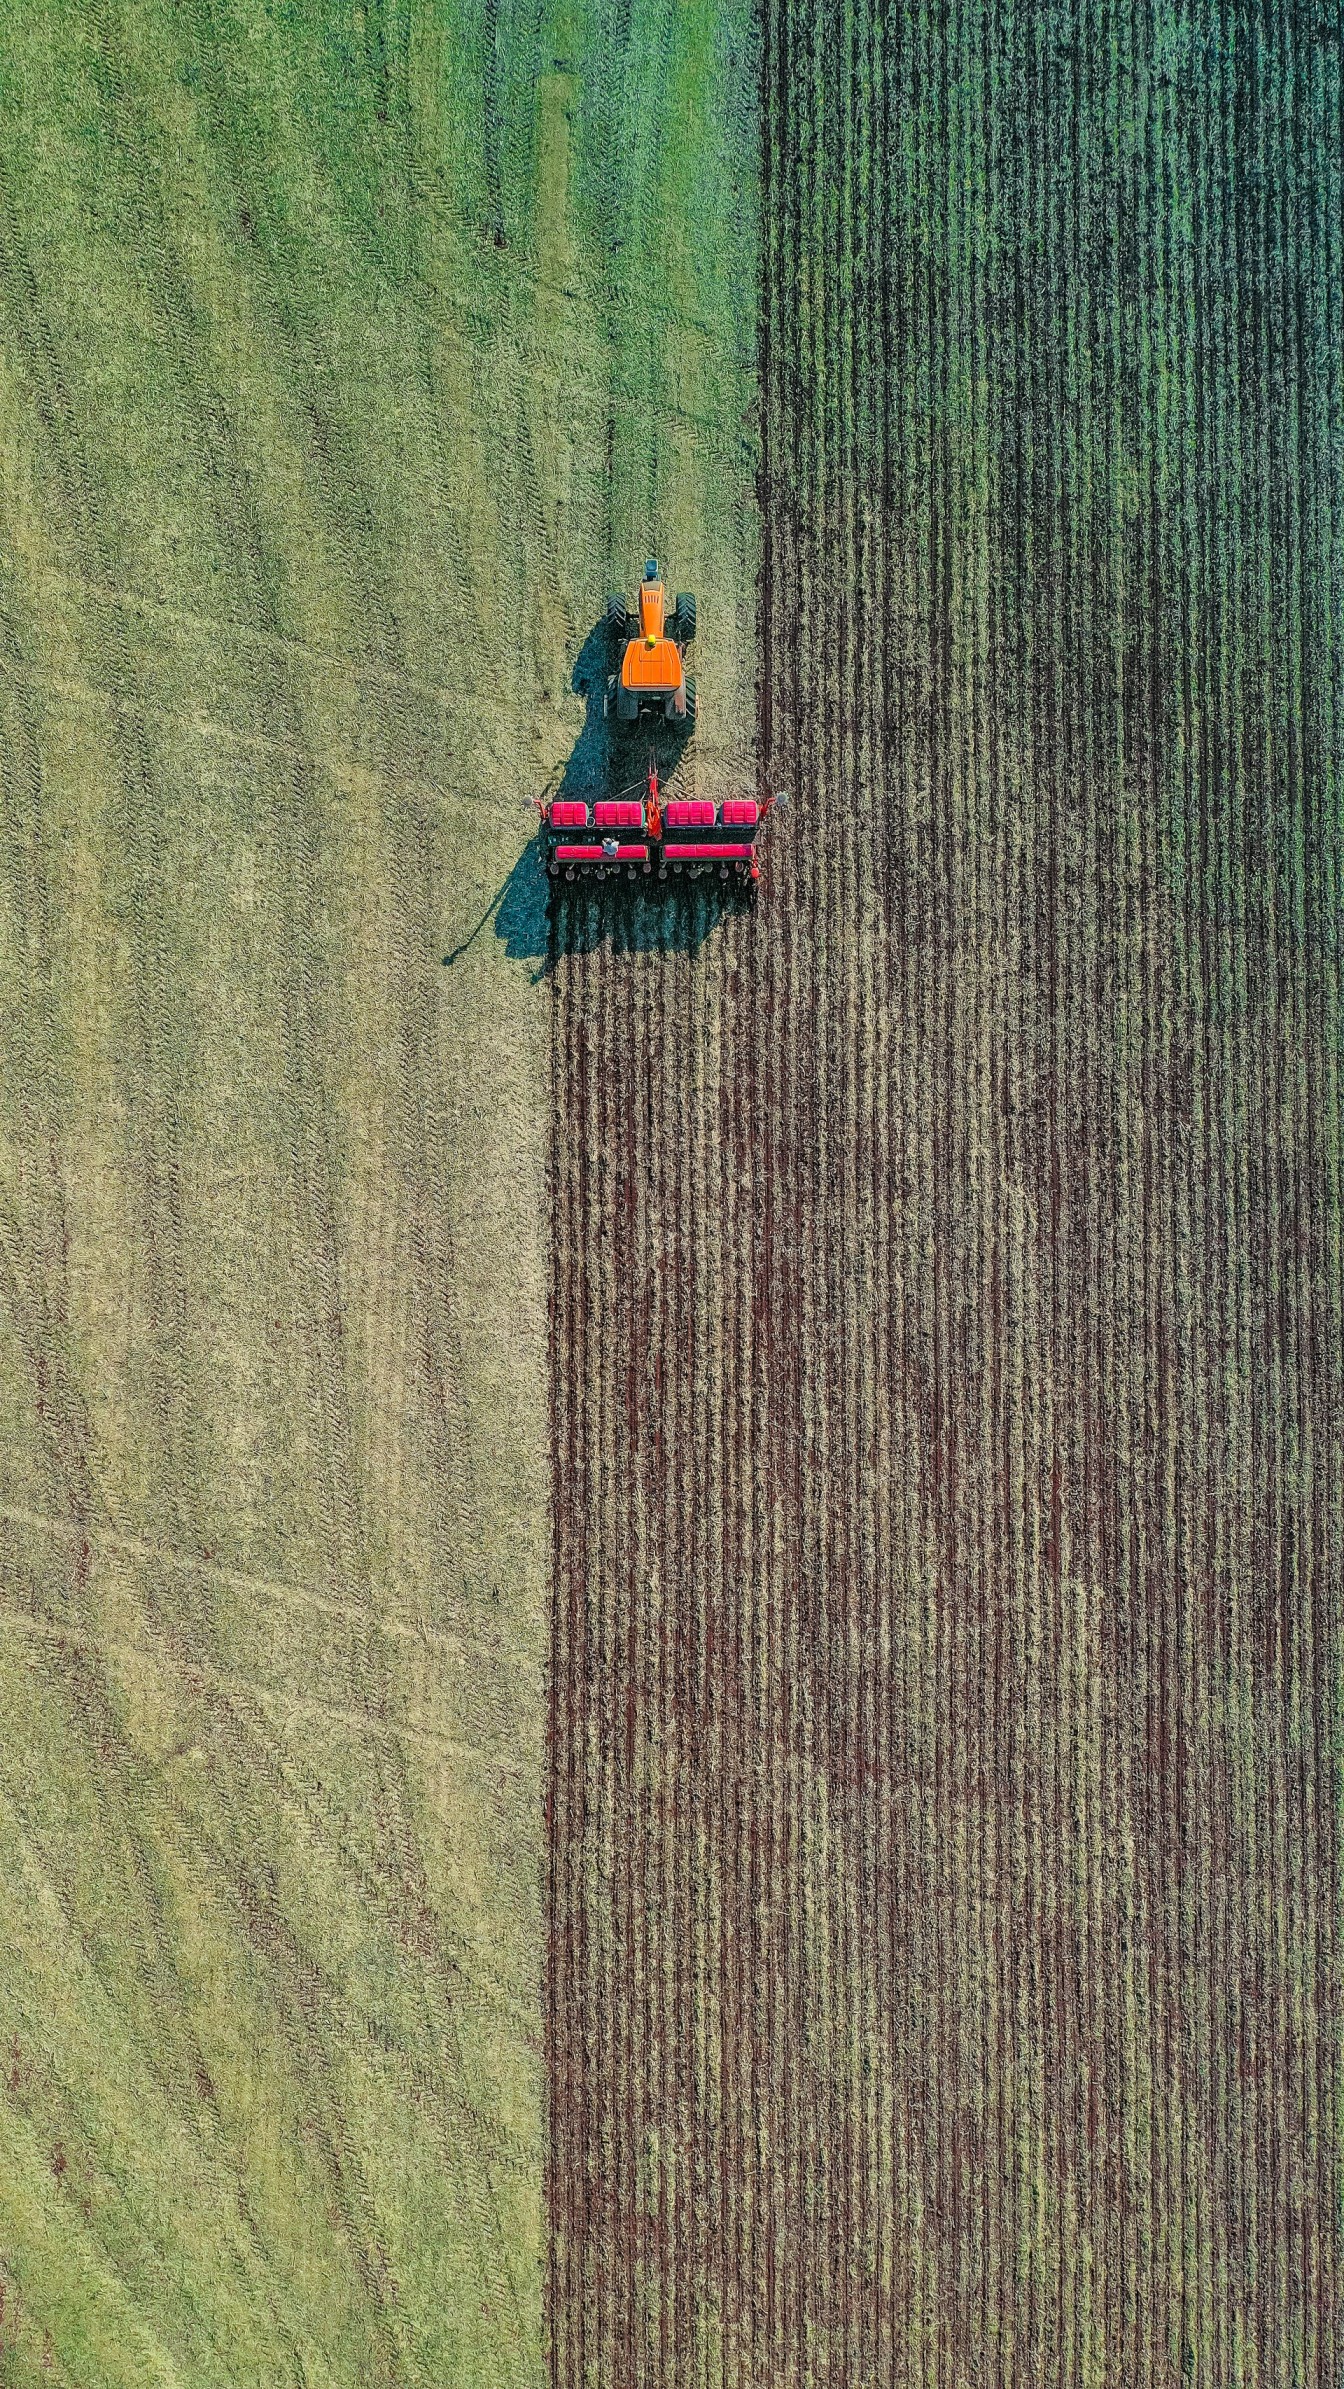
xmin=547 ymin=4 xmax=1344 ymax=2383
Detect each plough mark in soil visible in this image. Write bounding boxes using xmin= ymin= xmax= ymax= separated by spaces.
xmin=548 ymin=4 xmax=1344 ymax=2383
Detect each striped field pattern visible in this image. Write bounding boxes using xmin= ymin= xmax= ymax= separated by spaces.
xmin=0 ymin=1 xmax=758 ymax=2372
xmin=548 ymin=4 xmax=1343 ymax=2385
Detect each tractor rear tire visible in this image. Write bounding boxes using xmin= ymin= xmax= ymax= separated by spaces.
xmin=674 ymin=592 xmax=696 ymax=642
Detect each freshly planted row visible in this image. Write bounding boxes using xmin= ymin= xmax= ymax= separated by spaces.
xmin=548 ymin=2 xmax=1344 ymax=2383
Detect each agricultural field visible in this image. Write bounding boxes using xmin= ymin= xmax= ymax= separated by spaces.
xmin=0 ymin=3 xmax=755 ymax=2383
xmin=551 ymin=3 xmax=1344 ymax=2387
xmin=0 ymin=2 xmax=1339 ymax=2386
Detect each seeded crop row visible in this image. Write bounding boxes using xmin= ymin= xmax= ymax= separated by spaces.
xmin=547 ymin=5 xmax=1344 ymax=2383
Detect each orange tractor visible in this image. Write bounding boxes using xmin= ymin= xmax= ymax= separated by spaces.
xmin=535 ymin=561 xmax=784 ymax=883
xmin=605 ymin=560 xmax=695 ymax=726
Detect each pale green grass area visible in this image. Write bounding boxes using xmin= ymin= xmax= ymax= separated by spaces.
xmin=0 ymin=4 xmax=757 ymax=2381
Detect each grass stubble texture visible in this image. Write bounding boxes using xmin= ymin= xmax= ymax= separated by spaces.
xmin=0 ymin=1 xmax=754 ymax=2381
xmin=549 ymin=3 xmax=1344 ymax=2386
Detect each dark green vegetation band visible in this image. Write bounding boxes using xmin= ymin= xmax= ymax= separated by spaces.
xmin=548 ymin=1 xmax=1343 ymax=2382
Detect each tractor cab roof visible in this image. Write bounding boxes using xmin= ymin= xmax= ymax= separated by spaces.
xmin=622 ymin=634 xmax=682 ymax=692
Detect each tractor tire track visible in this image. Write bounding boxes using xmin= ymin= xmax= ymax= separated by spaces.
xmin=93 ymin=46 xmax=539 ymax=2355
xmin=1 ymin=28 xmax=538 ymax=2372
xmin=0 ymin=182 xmax=416 ymax=2375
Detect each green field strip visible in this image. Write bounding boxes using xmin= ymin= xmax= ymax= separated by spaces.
xmin=0 ymin=0 xmax=758 ymax=2382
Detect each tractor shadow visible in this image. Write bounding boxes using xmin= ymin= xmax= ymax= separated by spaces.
xmin=492 ymin=617 xmax=750 ymax=973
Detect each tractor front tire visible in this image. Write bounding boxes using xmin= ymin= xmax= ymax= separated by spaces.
xmin=681 ymin=675 xmax=697 ymax=728
xmin=674 ymin=592 xmax=696 ymax=643
xmin=606 ymin=593 xmax=630 ymax=640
